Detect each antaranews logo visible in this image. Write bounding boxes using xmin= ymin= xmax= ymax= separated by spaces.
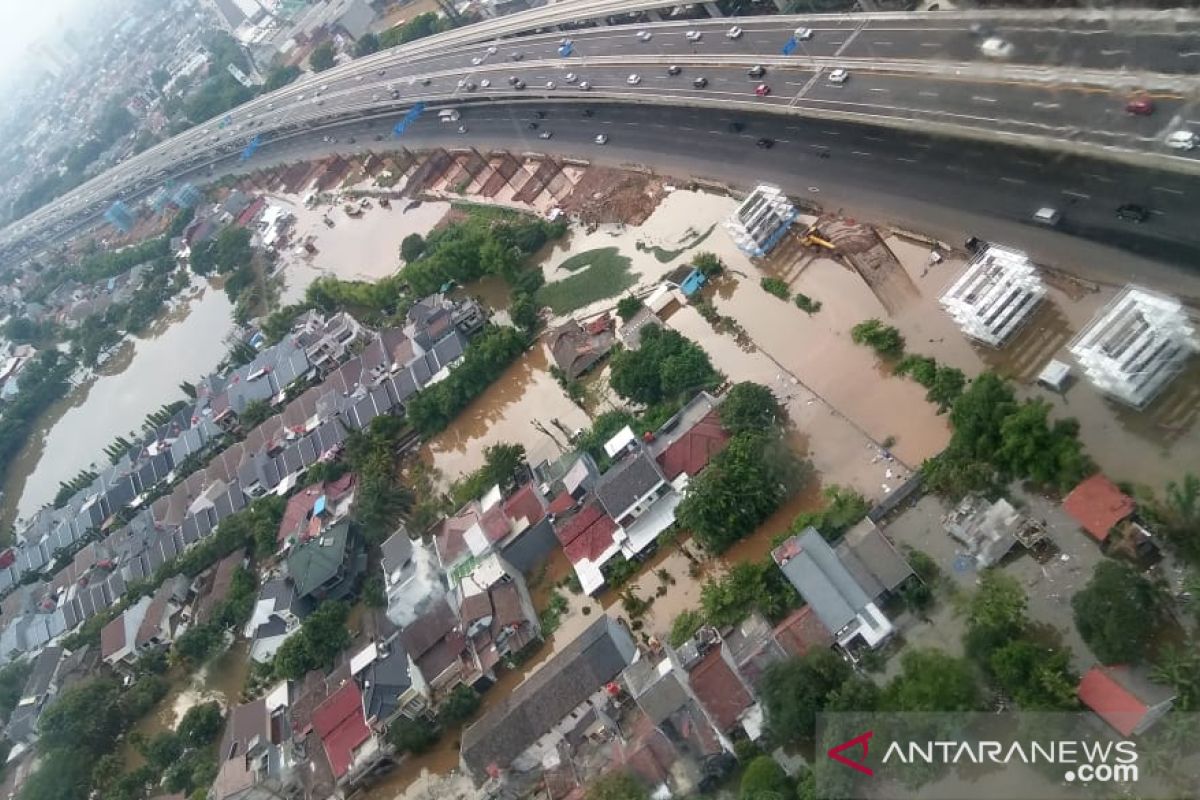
xmin=827 ymin=731 xmax=875 ymax=777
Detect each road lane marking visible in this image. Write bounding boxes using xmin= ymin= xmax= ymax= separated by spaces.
xmin=869 ymin=87 xmax=888 ymax=93
xmin=920 ymin=42 xmax=939 ymax=48
xmin=1032 ymin=101 xmax=1060 ymax=109
xmin=864 ymin=135 xmax=884 ymax=141
xmin=1152 ymin=186 xmax=1184 ymax=195
xmin=1087 ymin=173 xmax=1114 ymax=182
xmin=1100 ymin=49 xmax=1129 ymax=57
xmin=946 ymin=165 xmax=967 ymax=173
xmin=1017 ymin=158 xmax=1041 ymax=167
xmin=821 ymin=130 xmax=841 ymax=135
xmin=873 ymin=41 xmax=893 ymax=46
xmin=1000 ymin=177 xmax=1025 ymax=184
xmin=851 ymin=150 xmax=871 ymax=156
xmin=918 ymin=90 xmax=939 ymax=97
xmin=1062 ymin=190 xmax=1091 ymax=200
xmin=972 ymin=96 xmax=998 ymax=103
xmin=896 ymin=157 xmax=918 ymax=162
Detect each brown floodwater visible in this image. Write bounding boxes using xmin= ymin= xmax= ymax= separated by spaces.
xmin=3 ymin=282 xmax=234 ymax=530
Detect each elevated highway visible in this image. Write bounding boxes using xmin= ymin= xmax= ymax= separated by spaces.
xmin=3 ymin=5 xmax=1199 ymax=256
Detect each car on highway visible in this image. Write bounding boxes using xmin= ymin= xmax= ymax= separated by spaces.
xmin=726 ymin=26 xmax=743 ymax=39
xmin=1116 ymin=203 xmax=1149 ymax=223
xmin=560 ymin=37 xmax=573 ymax=46
xmin=1125 ymin=97 xmax=1154 ymax=116
xmin=539 ymin=131 xmax=553 ymax=140
xmin=509 ymin=75 xmax=520 ymax=85
xmin=511 ymin=51 xmax=524 ymax=61
xmin=487 ymin=45 xmax=498 ymax=55
xmin=1165 ymin=130 xmax=1198 ymax=150
xmin=480 ymin=78 xmax=492 ymax=88
xmin=754 ymin=84 xmax=771 ymax=97
xmin=794 ymin=27 xmax=813 ymax=40
xmin=980 ymin=37 xmax=1014 ymax=59
xmin=1032 ymin=207 xmax=1061 ymax=226
xmin=667 ymin=65 xmax=682 ymax=76
xmin=828 ymin=69 xmax=850 ymax=84
xmin=471 ymin=56 xmax=484 ymax=66
xmin=636 ymin=30 xmax=652 ymax=42
xmin=377 ymin=69 xmax=386 ymax=76
xmin=579 ymin=81 xmax=592 ymax=90
xmin=528 ymin=121 xmax=540 ymax=129
xmin=546 ymin=81 xmax=557 ymax=89
xmin=565 ymin=73 xmax=578 ymax=83
xmin=514 ymin=79 xmax=526 ymax=89
xmin=457 ymin=125 xmax=468 ymax=134
xmin=756 ymin=138 xmax=775 ymax=149
xmin=747 ymin=65 xmax=766 ymax=79
xmin=594 ymin=133 xmax=608 ymax=144
xmin=692 ymin=77 xmax=708 ymax=89
xmin=685 ymin=30 xmax=702 ymax=42
xmin=627 ymin=74 xmax=642 ymax=85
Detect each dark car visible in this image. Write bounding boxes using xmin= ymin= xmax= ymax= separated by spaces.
xmin=374 ymin=134 xmax=384 ymax=141
xmin=747 ymin=65 xmax=766 ymax=78
xmin=514 ymin=79 xmax=526 ymax=89
xmin=535 ymin=110 xmax=547 ymax=118
xmin=347 ymin=137 xmax=356 ymax=143
xmin=728 ymin=121 xmax=745 ymax=133
xmin=756 ymin=138 xmax=775 ymax=149
xmin=528 ymin=121 xmax=540 ymax=129
xmin=581 ymin=108 xmax=594 ymax=117
xmin=1116 ymin=203 xmax=1149 ymax=223
xmin=508 ymin=75 xmax=520 ymax=85
xmin=667 ymin=65 xmax=682 ymax=76
xmin=693 ymin=77 xmax=708 ymax=89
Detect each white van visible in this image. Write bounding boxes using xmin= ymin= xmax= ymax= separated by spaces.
xmin=1032 ymin=207 xmax=1061 ymax=226
xmin=438 ymin=109 xmax=461 ymax=123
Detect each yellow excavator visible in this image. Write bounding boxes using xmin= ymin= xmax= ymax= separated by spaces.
xmin=798 ymin=224 xmax=835 ymax=250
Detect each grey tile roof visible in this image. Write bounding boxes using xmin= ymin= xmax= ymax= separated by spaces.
xmin=775 ymin=528 xmax=874 ymax=636
xmin=460 ymin=616 xmax=637 ymax=781
xmin=431 ymin=330 xmax=468 ymax=368
xmin=594 ymin=450 xmax=665 ymax=521
xmin=380 ymin=532 xmax=413 ymax=576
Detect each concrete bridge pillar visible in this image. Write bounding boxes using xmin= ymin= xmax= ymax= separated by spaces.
xmin=703 ymin=2 xmax=724 ymax=17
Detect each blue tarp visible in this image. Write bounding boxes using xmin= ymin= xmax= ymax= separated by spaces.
xmin=679 ymin=269 xmax=707 ymax=297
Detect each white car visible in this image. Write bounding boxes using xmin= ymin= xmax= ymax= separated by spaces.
xmin=685 ymin=30 xmax=702 ymax=42
xmin=627 ymin=73 xmax=641 ymax=85
xmin=457 ymin=78 xmax=468 ymax=88
xmin=726 ymin=26 xmax=743 ymax=39
xmin=794 ymin=27 xmax=814 ymax=40
xmin=636 ymin=30 xmax=652 ymax=42
xmin=828 ymin=68 xmax=850 ymax=84
xmin=594 ymin=133 xmax=608 ymax=144
xmin=1165 ymin=130 xmax=1198 ymax=150
xmin=480 ymin=78 xmax=491 ymax=88
xmin=539 ymin=131 xmax=553 ymax=139
xmin=471 ymin=56 xmax=483 ymax=66
xmin=560 ymin=37 xmax=573 ymax=46
xmin=487 ymin=45 xmax=498 ymax=54
xmin=564 ymin=72 xmax=578 ymax=83
xmin=579 ymin=81 xmax=592 ymax=90
xmin=980 ymin=37 xmax=1014 ymax=59
xmin=546 ymin=80 xmax=557 ymax=89
xmin=457 ymin=125 xmax=468 ymax=133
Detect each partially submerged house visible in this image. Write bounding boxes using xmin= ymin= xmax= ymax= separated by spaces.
xmin=548 ymin=317 xmax=616 ymax=381
xmin=1078 ymin=665 xmax=1176 ymax=737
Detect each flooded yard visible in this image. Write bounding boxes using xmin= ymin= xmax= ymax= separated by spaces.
xmin=4 ymin=281 xmax=234 ymax=528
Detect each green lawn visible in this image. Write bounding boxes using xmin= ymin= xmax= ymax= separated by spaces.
xmin=537 ymin=247 xmax=636 ymax=313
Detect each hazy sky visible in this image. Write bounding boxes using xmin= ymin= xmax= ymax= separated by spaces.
xmin=0 ymin=0 xmax=92 ymax=74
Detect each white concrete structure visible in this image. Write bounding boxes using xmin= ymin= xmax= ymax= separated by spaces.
xmin=724 ymin=184 xmax=798 ymax=258
xmin=1068 ymin=286 xmax=1198 ymax=409
xmin=939 ymin=244 xmax=1046 ymax=347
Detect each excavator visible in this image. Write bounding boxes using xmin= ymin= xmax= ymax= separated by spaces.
xmin=798 ymin=224 xmax=835 ymax=250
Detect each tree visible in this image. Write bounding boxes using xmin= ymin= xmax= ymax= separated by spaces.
xmin=437 ymin=684 xmax=481 ymax=725
xmin=585 ymin=772 xmax=648 ymax=800
xmin=759 ymin=651 xmax=853 ymax=743
xmin=609 ymin=325 xmax=719 ymax=406
xmin=739 ymin=756 xmax=791 ymax=799
xmin=883 ymin=649 xmax=980 ymax=712
xmin=1150 ymin=644 xmax=1200 ymax=711
xmin=1072 ymin=560 xmax=1162 ymax=664
xmin=400 ymin=232 xmax=426 ymax=262
xmin=700 ymin=560 xmax=798 ymax=628
xmin=720 ymin=381 xmax=781 ymax=434
xmin=692 ymin=251 xmax=723 ymax=278
xmin=616 ymin=294 xmax=643 ymax=321
xmin=177 ymin=701 xmax=224 ymax=747
xmin=996 ymin=400 xmax=1092 ymax=492
xmin=510 ymin=292 xmax=540 ymax=333
xmin=354 ymin=32 xmax=380 ymax=56
xmin=274 ymin=634 xmax=316 ymax=682
xmin=677 ymin=431 xmax=809 ymax=553
xmin=850 ymin=319 xmax=904 ymax=358
xmin=964 ymin=571 xmax=1028 ymax=663
xmin=263 ymin=64 xmax=301 ymax=91
xmin=668 ymin=609 xmax=705 ymax=648
xmin=387 ymin=716 xmax=437 ymax=754
xmin=0 ymin=661 xmax=32 ymax=722
xmin=989 ymin=640 xmax=1078 ymax=710
xmin=38 ymin=678 xmax=126 ymax=754
xmin=140 ymin=730 xmax=183 ymax=772
xmin=310 ymin=42 xmax=336 ymax=72
xmin=791 ymin=485 xmax=869 ymax=542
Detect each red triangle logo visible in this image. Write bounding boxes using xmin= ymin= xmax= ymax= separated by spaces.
xmin=827 ymin=730 xmax=874 ymax=776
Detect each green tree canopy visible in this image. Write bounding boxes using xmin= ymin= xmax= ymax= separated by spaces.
xmin=964 ymin=570 xmax=1028 ymax=663
xmin=584 ymin=771 xmax=649 ymax=800
xmin=700 ymin=560 xmax=799 ymax=627
xmin=388 ymin=716 xmax=438 ymax=754
xmin=719 ymin=381 xmax=782 ymax=434
xmin=310 ymin=41 xmax=336 ymax=72
xmin=616 ymin=294 xmax=644 ymax=322
xmin=883 ymin=649 xmax=981 ymax=712
xmin=739 ymin=755 xmax=792 ymax=799
xmin=354 ymin=32 xmax=380 ymax=56
xmin=609 ymin=325 xmax=719 ymax=406
xmin=177 ymin=700 xmax=224 ymax=748
xmin=1072 ymin=560 xmax=1162 ymax=663
xmin=760 ymin=651 xmax=854 ymax=743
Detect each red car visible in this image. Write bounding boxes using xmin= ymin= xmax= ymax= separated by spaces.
xmin=1126 ymin=97 xmax=1154 ymax=116
xmin=755 ymin=84 xmax=771 ymax=97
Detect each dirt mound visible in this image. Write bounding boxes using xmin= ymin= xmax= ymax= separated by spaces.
xmin=561 ymin=167 xmax=664 ymax=226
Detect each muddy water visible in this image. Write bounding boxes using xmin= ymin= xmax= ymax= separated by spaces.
xmin=418 ymin=345 xmax=591 ymax=483
xmin=273 ymin=194 xmax=451 ymax=304
xmin=121 ymin=639 xmax=251 ymax=770
xmin=4 ymin=283 xmax=234 ymax=527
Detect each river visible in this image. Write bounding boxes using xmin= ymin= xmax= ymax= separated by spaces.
xmin=3 ymin=281 xmax=234 ymax=530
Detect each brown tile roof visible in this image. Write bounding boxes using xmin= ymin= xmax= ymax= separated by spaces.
xmin=490 ymin=582 xmax=525 ymax=629
xmin=460 ymin=592 xmax=493 ymax=625
xmin=135 ymin=582 xmax=175 ymax=647
xmin=1063 ymin=474 xmax=1134 ymax=543
xmin=654 ymin=410 xmax=730 ymax=481
xmin=773 ymin=606 xmax=834 ymax=659
xmin=688 ymin=650 xmax=752 ymax=733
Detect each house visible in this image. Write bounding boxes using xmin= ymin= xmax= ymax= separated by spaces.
xmin=3 ymin=645 xmax=96 ymax=749
xmin=350 ymin=624 xmax=430 ymax=728
xmin=400 ymin=599 xmax=470 ymax=698
xmin=595 ymin=435 xmax=679 ymax=558
xmin=459 ymin=615 xmax=637 ymax=785
xmin=1078 ymin=665 xmax=1176 ymax=737
xmin=244 ymin=578 xmax=307 ymax=663
xmin=548 ymin=317 xmax=615 ymax=381
xmin=312 ymin=680 xmax=384 ymax=787
xmin=1063 ymin=474 xmax=1136 ymax=544
xmin=285 ymin=519 xmax=365 ymax=605
xmin=646 ymin=393 xmax=729 ymax=482
xmin=943 ymin=495 xmax=1025 ymax=568
xmin=555 ymin=501 xmax=620 ymax=595
xmin=453 ymin=553 xmax=541 ymax=678
xmin=772 ymin=606 xmax=833 ymax=659
xmin=192 ymin=548 xmax=245 ymax=625
xmin=212 ymin=683 xmax=299 ymax=800
xmin=275 ymin=473 xmax=356 ymax=551
xmin=772 ymin=528 xmax=896 ymax=654
xmin=836 ymin=518 xmax=915 ymax=600
xmin=100 ymin=594 xmax=155 ymax=671
xmin=380 ymin=528 xmax=446 ymax=628
xmin=688 ymin=648 xmax=755 ymax=738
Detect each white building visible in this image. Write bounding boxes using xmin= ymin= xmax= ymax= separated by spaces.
xmin=939 ymin=245 xmax=1046 ymax=347
xmin=1068 ymin=286 xmax=1198 ymax=409
xmin=724 ymin=184 xmax=798 ymax=258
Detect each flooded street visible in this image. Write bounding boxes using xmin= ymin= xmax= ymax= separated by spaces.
xmin=272 ymin=194 xmax=450 ymax=304
xmin=4 ymin=282 xmax=234 ymax=528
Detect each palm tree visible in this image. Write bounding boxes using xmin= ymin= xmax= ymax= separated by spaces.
xmin=1165 ymin=473 xmax=1199 ymax=530
xmin=1150 ymin=645 xmax=1200 ymax=711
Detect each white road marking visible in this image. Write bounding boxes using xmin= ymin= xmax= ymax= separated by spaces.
xmin=896 ymin=157 xmax=918 ymax=163
xmin=1151 ymin=209 xmax=1167 ymax=216
xmin=822 ymin=130 xmax=841 ymax=136
xmin=1152 ymin=186 xmax=1184 ymax=196
xmin=1100 ymin=49 xmax=1128 ymax=56
xmin=1061 ymin=190 xmax=1091 ymax=200
xmin=920 ymin=42 xmax=939 ymax=48
xmin=972 ymin=96 xmax=998 ymax=103
xmin=864 ymin=135 xmax=884 ymax=141
xmin=1017 ymin=158 xmax=1041 ymax=167
xmin=1000 ymin=177 xmax=1026 ymax=185
xmin=869 ymin=88 xmax=888 ymax=93
xmin=1032 ymin=102 xmax=1060 ymax=110
xmin=918 ymin=91 xmax=939 ymax=98
xmin=851 ymin=150 xmax=872 ymax=156
xmin=873 ymin=41 xmax=892 ymax=46
xmin=946 ymin=165 xmax=967 ymax=173
xmin=1087 ymin=173 xmax=1114 ymax=183
xmin=707 ymin=130 xmax=722 ymax=135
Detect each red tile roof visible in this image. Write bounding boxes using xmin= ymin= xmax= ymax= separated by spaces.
xmin=277 ymin=474 xmax=357 ymax=547
xmin=1078 ymin=666 xmax=1149 ymax=737
xmin=480 ymin=504 xmax=512 ymax=544
xmin=435 ymin=505 xmax=480 ymax=566
xmin=773 ymin=606 xmax=834 ymax=658
xmin=1063 ymin=474 xmax=1134 ymax=543
xmin=688 ymin=649 xmax=752 ymax=733
xmin=557 ymin=503 xmax=618 ymax=565
xmin=100 ymin=613 xmax=126 ymax=660
xmin=503 ymin=484 xmax=547 ymax=533
xmin=654 ymin=410 xmax=731 ymax=481
xmin=312 ymin=682 xmax=371 ymax=779
xmin=548 ymin=492 xmax=576 ymax=515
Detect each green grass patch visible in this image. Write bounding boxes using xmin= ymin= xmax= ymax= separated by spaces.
xmin=794 ymin=293 xmax=822 ymax=314
xmin=760 ymin=276 xmax=790 ymax=299
xmin=634 ymin=224 xmax=718 ymax=263
xmin=537 ymin=247 xmax=635 ymax=313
